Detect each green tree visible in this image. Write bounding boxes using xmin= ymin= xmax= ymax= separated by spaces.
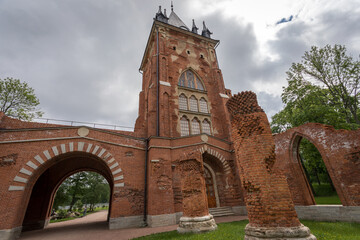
xmin=271 ymin=44 xmax=360 ymax=132
xmin=271 ymin=44 xmax=359 ymax=195
xmin=83 ymin=172 xmax=110 ymax=211
xmin=53 ymin=171 xmax=110 ymax=212
xmin=0 ymin=77 xmax=43 ymax=120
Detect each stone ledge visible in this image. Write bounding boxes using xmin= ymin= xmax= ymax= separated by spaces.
xmin=0 ymin=226 xmax=22 ymax=240
xmin=109 ymin=215 xmax=143 ymax=229
xmin=147 ymin=213 xmax=177 ymax=227
xmin=295 ymin=205 xmax=360 ymax=223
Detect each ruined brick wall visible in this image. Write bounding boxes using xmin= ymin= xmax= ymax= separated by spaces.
xmin=178 ymin=151 xmax=209 ymax=218
xmin=226 ymin=91 xmax=300 ymax=227
xmin=274 ymin=123 xmax=360 ymax=206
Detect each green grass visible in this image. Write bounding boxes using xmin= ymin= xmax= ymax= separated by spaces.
xmin=315 ymin=195 xmax=342 ymax=205
xmin=134 ymin=220 xmax=360 ymax=240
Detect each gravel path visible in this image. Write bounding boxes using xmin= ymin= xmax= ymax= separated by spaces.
xmin=20 ymin=211 xmax=248 ymax=240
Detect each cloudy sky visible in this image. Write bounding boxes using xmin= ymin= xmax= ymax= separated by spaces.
xmin=1 ymin=0 xmax=359 ymax=130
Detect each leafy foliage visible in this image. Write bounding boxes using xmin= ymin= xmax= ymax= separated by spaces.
xmin=271 ymin=44 xmax=360 ymax=133
xmin=0 ymin=77 xmax=43 ymax=120
xmin=53 ymin=171 xmax=110 ymax=211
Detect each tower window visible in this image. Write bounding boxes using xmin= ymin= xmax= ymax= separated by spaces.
xmin=191 ymin=118 xmax=201 ymax=135
xmin=173 ymin=46 xmax=176 ymax=50
xmin=178 ymin=70 xmax=205 ymax=90
xmin=199 ymin=98 xmax=208 ymax=113
xmin=187 ymin=50 xmax=190 ymax=54
xmin=179 ymin=94 xmax=188 ymax=110
xmin=202 ymin=119 xmax=211 ymax=135
xmin=189 ymin=96 xmax=198 ymax=112
xmin=180 ymin=116 xmax=190 ymax=136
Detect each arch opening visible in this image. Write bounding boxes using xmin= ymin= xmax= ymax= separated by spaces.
xmin=202 ymin=152 xmax=226 ymax=208
xmin=21 ymin=152 xmax=114 ymax=232
xmin=295 ymin=136 xmax=341 ymax=205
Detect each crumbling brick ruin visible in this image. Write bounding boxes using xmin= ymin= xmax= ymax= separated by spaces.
xmin=274 ymin=123 xmax=360 ymax=206
xmin=226 ymin=91 xmax=316 ymax=239
xmin=177 ymin=151 xmax=217 ymax=233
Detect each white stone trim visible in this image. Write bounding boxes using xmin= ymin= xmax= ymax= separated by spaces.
xmin=86 ymin=143 xmax=93 ymax=152
xmin=14 ymin=176 xmax=28 ymax=183
xmin=160 ymin=81 xmax=171 ymax=86
xmin=92 ymin=145 xmax=100 ymax=154
xmin=52 ymin=146 xmax=59 ymax=156
xmin=114 ymin=175 xmax=124 ymax=181
xmin=219 ymin=93 xmax=229 ymax=99
xmin=104 ymin=153 xmax=111 ymax=160
xmin=20 ymin=168 xmax=32 ymax=176
xmin=61 ymin=144 xmax=66 ymax=154
xmin=98 ymin=148 xmax=106 ymax=157
xmin=26 ymin=161 xmax=38 ymax=170
xmin=8 ymin=186 xmax=25 ymax=191
xmin=34 ymin=155 xmax=44 ymax=164
xmin=108 ymin=157 xmax=115 ymax=164
xmin=110 ymin=162 xmax=119 ymax=170
xmin=69 ymin=142 xmax=74 ymax=152
xmin=112 ymin=168 xmax=122 ymax=175
xmin=114 ymin=183 xmax=124 ymax=187
xmin=78 ymin=142 xmax=85 ymax=151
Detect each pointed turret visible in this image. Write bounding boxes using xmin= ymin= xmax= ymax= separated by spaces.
xmin=155 ymin=6 xmax=168 ymax=23
xmin=201 ymin=21 xmax=212 ymax=38
xmin=192 ymin=19 xmax=198 ymax=34
xmin=168 ymin=4 xmax=189 ymax=31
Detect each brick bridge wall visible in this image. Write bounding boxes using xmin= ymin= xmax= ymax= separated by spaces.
xmin=274 ymin=123 xmax=360 ymax=206
xmin=0 ymin=113 xmax=146 ymax=232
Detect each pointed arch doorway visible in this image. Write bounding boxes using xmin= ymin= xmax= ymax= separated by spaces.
xmin=203 ymin=163 xmax=220 ymax=208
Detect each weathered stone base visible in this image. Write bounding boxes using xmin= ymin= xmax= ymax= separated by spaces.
xmin=147 ymin=213 xmax=177 ymax=227
xmin=295 ymin=205 xmax=360 ymax=223
xmin=109 ymin=215 xmax=143 ymax=229
xmin=244 ymin=224 xmax=316 ymax=240
xmin=177 ymin=214 xmax=217 ymax=234
xmin=232 ymin=205 xmax=247 ymax=215
xmin=0 ymin=226 xmax=22 ymax=240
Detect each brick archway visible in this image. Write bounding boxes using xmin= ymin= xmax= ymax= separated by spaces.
xmin=274 ymin=123 xmax=360 ymax=206
xmin=8 ymin=141 xmax=124 ymax=192
xmin=197 ymin=145 xmax=231 ymax=175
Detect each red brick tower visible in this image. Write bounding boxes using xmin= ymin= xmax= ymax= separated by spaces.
xmin=135 ymin=5 xmax=243 ymax=227
xmin=135 ymin=6 xmax=232 ymax=140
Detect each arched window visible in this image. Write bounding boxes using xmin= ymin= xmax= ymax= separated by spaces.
xmin=189 ymin=96 xmax=198 ymax=112
xmin=180 ymin=116 xmax=190 ymax=136
xmin=191 ymin=118 xmax=201 ymax=135
xmin=179 ymin=73 xmax=186 ymax=87
xmin=178 ymin=70 xmax=205 ymax=90
xmin=187 ymin=71 xmax=195 ymax=88
xmin=179 ymin=94 xmax=188 ymax=110
xmin=199 ymin=98 xmax=208 ymax=113
xmin=202 ymin=119 xmax=211 ymax=135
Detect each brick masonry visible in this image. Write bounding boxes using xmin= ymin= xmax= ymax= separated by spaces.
xmin=0 ymin=9 xmax=359 ymax=240
xmin=274 ymin=123 xmax=360 ymax=206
